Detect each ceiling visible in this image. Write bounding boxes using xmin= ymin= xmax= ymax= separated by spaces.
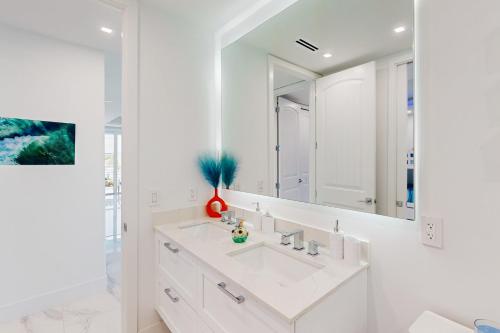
xmin=238 ymin=0 xmax=414 ymax=74
xmin=143 ymin=0 xmax=257 ymax=30
xmin=0 ymin=0 xmax=122 ymax=52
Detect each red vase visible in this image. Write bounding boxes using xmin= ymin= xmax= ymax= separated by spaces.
xmin=205 ymin=188 xmax=228 ymax=218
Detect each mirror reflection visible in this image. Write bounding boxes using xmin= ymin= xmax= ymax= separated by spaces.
xmin=222 ymin=0 xmax=415 ymax=220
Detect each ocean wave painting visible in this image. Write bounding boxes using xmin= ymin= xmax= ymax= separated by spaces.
xmin=0 ymin=117 xmax=75 ymax=165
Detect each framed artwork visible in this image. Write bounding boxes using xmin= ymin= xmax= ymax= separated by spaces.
xmin=0 ymin=117 xmax=75 ymax=165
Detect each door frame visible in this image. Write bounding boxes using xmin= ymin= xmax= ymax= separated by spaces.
xmin=267 ymin=55 xmax=320 ymax=199
xmin=385 ymin=53 xmax=414 ymax=218
xmin=98 ymin=0 xmax=139 ymax=332
xmin=104 ymin=128 xmax=122 ymax=249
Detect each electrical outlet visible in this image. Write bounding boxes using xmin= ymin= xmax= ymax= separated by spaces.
xmin=188 ymin=187 xmax=198 ymax=201
xmin=421 ymin=216 xmax=443 ymax=248
xmin=257 ymin=180 xmax=264 ymax=194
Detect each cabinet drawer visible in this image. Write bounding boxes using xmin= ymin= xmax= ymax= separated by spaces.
xmin=201 ymin=269 xmax=291 ymax=333
xmin=157 ymin=273 xmax=212 ymax=333
xmin=157 ymin=235 xmax=198 ymax=303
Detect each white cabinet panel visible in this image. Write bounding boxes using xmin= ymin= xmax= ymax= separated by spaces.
xmin=158 ymin=235 xmax=198 ymax=304
xmin=157 ymin=272 xmax=212 ymax=333
xmin=201 ymin=270 xmax=290 ymax=333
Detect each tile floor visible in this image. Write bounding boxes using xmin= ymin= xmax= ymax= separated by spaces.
xmin=0 ymin=292 xmax=121 ymax=333
xmin=0 ymin=240 xmax=123 ymax=333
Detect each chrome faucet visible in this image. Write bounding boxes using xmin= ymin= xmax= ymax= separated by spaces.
xmin=220 ymin=211 xmax=235 ymax=224
xmin=280 ymin=230 xmax=304 ymax=250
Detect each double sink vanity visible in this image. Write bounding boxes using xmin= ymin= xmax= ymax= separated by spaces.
xmin=154 ymin=213 xmax=368 ymax=333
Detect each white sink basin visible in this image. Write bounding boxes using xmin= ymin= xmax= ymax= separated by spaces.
xmin=228 ymin=243 xmax=324 ymax=287
xmin=179 ymin=222 xmax=229 ymax=240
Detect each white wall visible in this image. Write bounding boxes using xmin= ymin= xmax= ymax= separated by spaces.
xmin=0 ymin=24 xmax=105 ymax=320
xmin=222 ymin=41 xmax=269 ymax=195
xmin=222 ymin=0 xmax=500 ymax=332
xmin=136 ymin=3 xmax=215 ymax=331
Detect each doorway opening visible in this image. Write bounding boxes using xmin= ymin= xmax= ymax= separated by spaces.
xmin=268 ymin=56 xmax=320 ymax=201
xmin=395 ymin=61 xmax=415 ymax=220
xmin=105 ymin=129 xmax=122 ymax=297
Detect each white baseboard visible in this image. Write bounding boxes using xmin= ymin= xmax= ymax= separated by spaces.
xmin=139 ymin=321 xmax=171 ymax=333
xmin=0 ymin=276 xmax=106 ymax=322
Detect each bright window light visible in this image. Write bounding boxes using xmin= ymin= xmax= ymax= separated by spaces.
xmin=394 ymin=26 xmax=406 ymax=33
xmin=101 ymin=26 xmax=113 ymax=34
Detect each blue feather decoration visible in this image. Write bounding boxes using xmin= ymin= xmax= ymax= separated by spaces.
xmin=197 ymin=153 xmax=221 ymax=189
xmin=221 ymin=152 xmax=239 ymax=189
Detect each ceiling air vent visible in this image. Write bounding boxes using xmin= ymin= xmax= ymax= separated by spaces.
xmin=295 ymin=38 xmax=319 ymax=52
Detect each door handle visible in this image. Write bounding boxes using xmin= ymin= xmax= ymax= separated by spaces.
xmin=164 ymin=288 xmax=179 ymax=303
xmin=357 ymin=198 xmax=374 ymax=205
xmin=164 ymin=242 xmax=179 ymax=253
xmin=298 ymin=178 xmax=303 ymax=183
xmin=217 ymin=282 xmax=245 ymax=304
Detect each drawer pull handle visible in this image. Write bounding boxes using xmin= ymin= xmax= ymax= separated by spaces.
xmin=217 ymin=282 xmax=245 ymax=304
xmin=164 ymin=242 xmax=179 ymax=253
xmin=164 ymin=288 xmax=179 ymax=303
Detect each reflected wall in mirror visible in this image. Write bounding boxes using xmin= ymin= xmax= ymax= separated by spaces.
xmin=222 ymin=0 xmax=415 ymax=220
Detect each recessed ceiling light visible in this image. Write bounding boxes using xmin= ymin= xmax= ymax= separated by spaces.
xmin=101 ymin=26 xmax=113 ymax=34
xmin=394 ymin=26 xmax=406 ymax=33
xmin=323 ymin=53 xmax=333 ymax=58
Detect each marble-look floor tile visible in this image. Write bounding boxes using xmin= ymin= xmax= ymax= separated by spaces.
xmin=18 ymin=310 xmax=65 ymax=333
xmin=0 ymin=320 xmax=26 ymax=333
xmin=65 ymin=293 xmax=119 ymax=314
xmin=64 ymin=309 xmax=120 ymax=333
xmin=0 ymin=292 xmax=120 ymax=333
xmin=63 ymin=293 xmax=120 ymax=328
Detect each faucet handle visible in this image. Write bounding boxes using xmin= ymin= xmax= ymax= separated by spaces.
xmin=280 ymin=233 xmax=291 ymax=246
xmin=307 ymin=240 xmax=320 ymax=256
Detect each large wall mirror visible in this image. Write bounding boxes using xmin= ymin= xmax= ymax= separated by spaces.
xmin=222 ymin=0 xmax=415 ymax=220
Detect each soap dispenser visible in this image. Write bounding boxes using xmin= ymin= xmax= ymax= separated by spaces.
xmin=330 ymin=220 xmax=344 ymax=260
xmin=261 ymin=210 xmax=275 ymax=234
xmin=250 ymin=201 xmax=263 ymax=231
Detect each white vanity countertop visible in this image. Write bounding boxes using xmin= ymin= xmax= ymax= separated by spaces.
xmin=154 ymin=218 xmax=368 ymax=323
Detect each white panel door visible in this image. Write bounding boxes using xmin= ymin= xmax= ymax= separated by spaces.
xmin=316 ymin=62 xmax=376 ymax=213
xmin=278 ymin=97 xmax=309 ymax=201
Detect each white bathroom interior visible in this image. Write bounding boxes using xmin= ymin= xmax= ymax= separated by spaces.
xmin=1 ymin=0 xmax=500 ymax=333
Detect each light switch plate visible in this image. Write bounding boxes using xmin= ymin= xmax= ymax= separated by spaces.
xmin=421 ymin=216 xmax=443 ymax=248
xmin=188 ymin=187 xmax=198 ymax=201
xmin=149 ymin=190 xmax=159 ymax=207
xmin=257 ymin=180 xmax=264 ymax=194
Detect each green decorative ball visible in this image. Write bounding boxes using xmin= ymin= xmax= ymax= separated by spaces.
xmin=232 ymin=226 xmax=248 ymax=243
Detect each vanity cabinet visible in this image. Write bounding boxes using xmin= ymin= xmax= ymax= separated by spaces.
xmin=201 ymin=268 xmax=290 ymax=333
xmin=158 ymin=237 xmax=199 ymax=305
xmin=157 ymin=270 xmax=212 ymax=333
xmin=155 ymin=231 xmax=367 ymax=333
